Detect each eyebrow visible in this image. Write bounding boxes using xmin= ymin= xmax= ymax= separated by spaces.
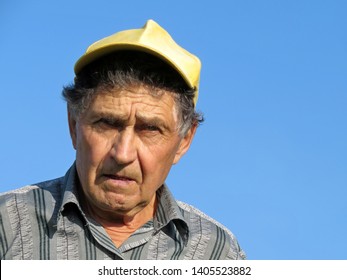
xmin=135 ymin=113 xmax=171 ymax=131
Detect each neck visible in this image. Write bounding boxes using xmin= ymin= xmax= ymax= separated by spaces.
xmin=84 ymin=196 xmax=157 ymax=247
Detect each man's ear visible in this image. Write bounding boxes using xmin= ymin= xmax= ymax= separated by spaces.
xmin=67 ymin=110 xmax=77 ymax=150
xmin=173 ymin=124 xmax=198 ymax=164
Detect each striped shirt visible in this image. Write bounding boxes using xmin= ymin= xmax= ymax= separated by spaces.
xmin=0 ymin=164 xmax=245 ymax=260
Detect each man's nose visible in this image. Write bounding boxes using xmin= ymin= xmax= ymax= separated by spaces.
xmin=111 ymin=128 xmax=137 ymax=165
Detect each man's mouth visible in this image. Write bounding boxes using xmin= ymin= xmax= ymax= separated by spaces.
xmin=104 ymin=174 xmax=135 ymax=182
xmin=107 ymin=174 xmax=129 ymax=180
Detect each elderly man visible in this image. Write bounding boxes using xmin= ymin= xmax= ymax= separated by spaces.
xmin=0 ymin=20 xmax=245 ymax=260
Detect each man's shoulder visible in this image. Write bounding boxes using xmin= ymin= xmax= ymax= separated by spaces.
xmin=177 ymin=201 xmax=246 ymax=259
xmin=0 ymin=177 xmax=64 ymax=204
xmin=177 ymin=201 xmax=234 ymax=235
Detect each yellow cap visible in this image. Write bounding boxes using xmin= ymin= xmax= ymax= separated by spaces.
xmin=74 ymin=20 xmax=201 ymax=105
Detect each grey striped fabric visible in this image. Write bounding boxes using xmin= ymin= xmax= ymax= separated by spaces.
xmin=0 ymin=164 xmax=245 ymax=260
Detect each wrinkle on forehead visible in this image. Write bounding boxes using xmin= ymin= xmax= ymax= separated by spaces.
xmin=94 ymin=85 xmax=179 ymax=128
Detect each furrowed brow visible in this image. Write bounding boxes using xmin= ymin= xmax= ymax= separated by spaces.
xmin=136 ymin=114 xmax=170 ymax=130
xmin=89 ymin=111 xmax=128 ymax=127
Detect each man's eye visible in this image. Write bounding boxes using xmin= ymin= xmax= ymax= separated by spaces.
xmin=139 ymin=124 xmax=160 ymax=132
xmin=145 ymin=125 xmax=159 ymax=131
xmin=97 ymin=118 xmax=120 ymax=128
xmin=99 ymin=118 xmax=112 ymax=125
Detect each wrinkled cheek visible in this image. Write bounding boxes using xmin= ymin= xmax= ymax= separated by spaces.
xmin=78 ymin=131 xmax=109 ymax=166
xmin=142 ymin=157 xmax=173 ymax=190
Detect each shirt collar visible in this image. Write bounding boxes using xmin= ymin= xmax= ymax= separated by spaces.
xmin=154 ymin=185 xmax=189 ymax=245
xmin=58 ymin=163 xmax=84 ymax=218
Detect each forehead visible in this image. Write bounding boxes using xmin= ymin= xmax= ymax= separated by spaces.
xmin=89 ymin=85 xmax=178 ymax=121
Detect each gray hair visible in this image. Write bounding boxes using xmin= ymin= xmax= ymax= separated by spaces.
xmin=62 ymin=51 xmax=203 ymax=136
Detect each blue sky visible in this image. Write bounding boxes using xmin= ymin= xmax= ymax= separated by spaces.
xmin=1 ymin=0 xmax=346 ymax=259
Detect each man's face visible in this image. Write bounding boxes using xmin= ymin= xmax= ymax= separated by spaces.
xmin=68 ymin=85 xmax=196 ymax=220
